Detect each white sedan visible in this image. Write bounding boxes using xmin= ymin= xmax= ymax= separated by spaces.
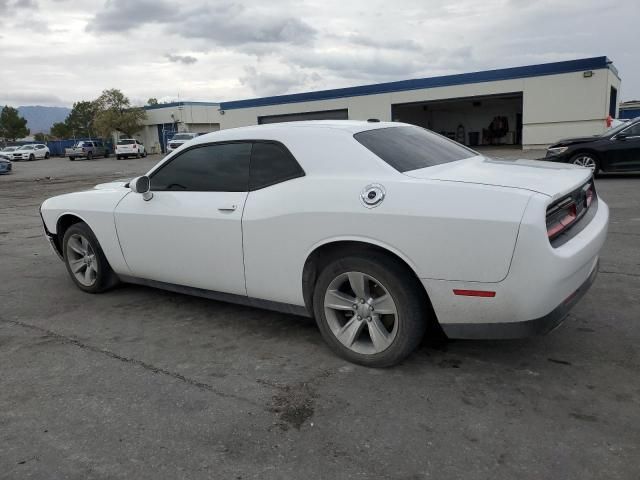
xmin=40 ymin=121 xmax=608 ymax=366
xmin=11 ymin=143 xmax=50 ymax=161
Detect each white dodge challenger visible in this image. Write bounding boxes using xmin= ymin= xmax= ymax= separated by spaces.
xmin=40 ymin=121 xmax=609 ymax=367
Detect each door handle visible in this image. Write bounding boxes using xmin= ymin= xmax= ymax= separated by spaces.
xmin=218 ymin=204 xmax=237 ymax=212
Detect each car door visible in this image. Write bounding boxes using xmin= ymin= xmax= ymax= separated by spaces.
xmin=35 ymin=145 xmax=46 ymax=158
xmin=607 ymin=122 xmax=640 ymax=171
xmin=114 ymin=142 xmax=252 ymax=295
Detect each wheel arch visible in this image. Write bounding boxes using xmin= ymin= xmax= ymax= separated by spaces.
xmin=301 ymin=238 xmax=435 ymax=320
xmin=53 ymin=213 xmax=91 ymax=257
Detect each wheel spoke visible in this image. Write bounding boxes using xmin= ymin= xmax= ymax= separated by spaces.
xmin=336 ymin=317 xmax=365 ymax=347
xmin=372 ymin=294 xmax=396 ymax=315
xmin=348 ymin=272 xmax=369 ymax=299
xmin=68 ymin=237 xmax=85 ymax=255
xmin=326 ymin=290 xmax=356 ymax=311
xmin=83 ymin=266 xmax=93 ymax=284
xmin=70 ymin=258 xmax=85 ymax=273
xmin=80 ymin=236 xmax=89 ymax=252
xmin=367 ymin=316 xmax=392 ymax=352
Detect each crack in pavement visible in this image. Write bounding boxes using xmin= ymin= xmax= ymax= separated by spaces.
xmin=599 ymin=270 xmax=640 ymax=279
xmin=0 ymin=317 xmax=261 ymax=407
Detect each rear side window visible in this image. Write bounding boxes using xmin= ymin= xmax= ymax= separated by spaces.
xmin=249 ymin=142 xmax=304 ymax=190
xmin=354 ymin=126 xmax=476 ymax=172
xmin=151 ymin=142 xmax=251 ymax=192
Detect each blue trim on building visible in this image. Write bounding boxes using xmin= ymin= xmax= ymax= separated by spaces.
xmin=144 ymin=101 xmax=219 ymax=111
xmin=220 ymin=57 xmax=614 ymax=111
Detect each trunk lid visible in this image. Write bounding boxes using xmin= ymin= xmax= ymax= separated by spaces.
xmin=403 ymin=155 xmax=592 ymax=198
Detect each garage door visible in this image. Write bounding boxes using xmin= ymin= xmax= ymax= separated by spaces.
xmin=258 ymin=109 xmax=348 ymax=124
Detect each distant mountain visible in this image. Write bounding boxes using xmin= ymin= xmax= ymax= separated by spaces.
xmin=17 ymin=106 xmax=71 ymax=134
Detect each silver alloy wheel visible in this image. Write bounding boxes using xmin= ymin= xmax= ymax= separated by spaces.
xmin=324 ymin=271 xmax=399 ymax=355
xmin=572 ymin=155 xmax=597 ymax=172
xmin=66 ymin=233 xmax=98 ymax=287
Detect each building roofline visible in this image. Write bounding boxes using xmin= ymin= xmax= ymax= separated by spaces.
xmin=144 ymin=101 xmax=219 ymax=111
xmin=219 ymin=56 xmax=615 ymax=111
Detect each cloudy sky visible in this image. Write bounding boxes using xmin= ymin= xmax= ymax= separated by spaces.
xmin=0 ymin=0 xmax=638 ymax=107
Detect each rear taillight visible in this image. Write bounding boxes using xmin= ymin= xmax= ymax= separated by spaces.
xmin=546 ymin=180 xmax=595 ymax=241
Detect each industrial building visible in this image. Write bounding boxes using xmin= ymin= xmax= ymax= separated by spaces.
xmin=134 ymin=56 xmax=621 ymax=152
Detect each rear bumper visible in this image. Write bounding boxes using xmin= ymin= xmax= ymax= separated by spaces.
xmin=440 ymin=260 xmax=598 ymax=339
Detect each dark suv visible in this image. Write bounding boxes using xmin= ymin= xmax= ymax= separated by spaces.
xmin=545 ymin=116 xmax=640 ymax=174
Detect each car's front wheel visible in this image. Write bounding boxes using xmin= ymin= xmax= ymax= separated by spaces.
xmin=45 ymin=152 xmax=50 ymax=159
xmin=571 ymin=153 xmax=600 ymax=174
xmin=62 ymin=222 xmax=118 ymax=293
xmin=313 ymin=254 xmax=428 ymax=367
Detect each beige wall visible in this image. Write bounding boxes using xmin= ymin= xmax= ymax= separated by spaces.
xmin=217 ymin=67 xmax=621 ymax=148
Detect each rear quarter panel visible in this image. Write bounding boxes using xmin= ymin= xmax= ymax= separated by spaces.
xmin=242 ymin=176 xmax=533 ymax=306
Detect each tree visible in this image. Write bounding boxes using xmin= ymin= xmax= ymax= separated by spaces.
xmin=0 ymin=106 xmax=30 ymax=141
xmin=34 ymin=132 xmax=47 ymax=142
xmin=93 ymin=89 xmax=146 ymax=138
xmin=147 ymin=97 xmax=158 ymax=106
xmin=50 ymin=121 xmax=72 ymax=139
xmin=65 ymin=100 xmax=99 ymax=138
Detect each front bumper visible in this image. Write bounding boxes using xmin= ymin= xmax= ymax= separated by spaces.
xmin=440 ymin=260 xmax=599 ymax=339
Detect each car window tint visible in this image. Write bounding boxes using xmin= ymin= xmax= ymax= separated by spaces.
xmin=249 ymin=142 xmax=304 ymax=190
xmin=151 ymin=143 xmax=251 ymax=192
xmin=624 ymin=123 xmax=640 ymax=136
xmin=354 ymin=126 xmax=477 ymax=172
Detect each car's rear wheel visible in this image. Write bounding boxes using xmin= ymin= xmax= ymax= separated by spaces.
xmin=313 ymin=254 xmax=428 ymax=367
xmin=62 ymin=222 xmax=118 ymax=293
xmin=87 ymin=151 xmax=93 ymax=160
xmin=571 ymin=153 xmax=599 ymax=174
xmin=69 ymin=157 xmax=74 ymax=161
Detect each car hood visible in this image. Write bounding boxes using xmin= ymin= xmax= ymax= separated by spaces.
xmin=403 ymin=155 xmax=592 ymax=197
xmin=550 ymin=136 xmax=602 ymax=147
xmin=93 ymin=181 xmax=129 ymax=190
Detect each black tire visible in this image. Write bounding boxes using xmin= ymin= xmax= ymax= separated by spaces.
xmin=87 ymin=151 xmax=93 ymax=161
xmin=312 ymin=253 xmax=428 ymax=367
xmin=116 ymin=155 xmax=121 ymax=160
xmin=45 ymin=152 xmax=50 ymax=159
xmin=29 ymin=154 xmax=35 ymax=161
xmin=62 ymin=222 xmax=118 ymax=293
xmin=69 ymin=157 xmax=75 ymax=161
xmin=570 ymin=152 xmax=600 ymax=175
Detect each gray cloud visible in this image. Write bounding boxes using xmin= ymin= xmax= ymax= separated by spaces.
xmin=165 ymin=53 xmax=197 ymax=65
xmin=87 ymin=0 xmax=174 ymax=32
xmin=239 ymin=66 xmax=322 ymax=96
xmin=14 ymin=0 xmax=38 ymax=8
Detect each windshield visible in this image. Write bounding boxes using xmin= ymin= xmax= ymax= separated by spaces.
xmin=354 ymin=126 xmax=477 ymax=173
xmin=118 ymin=139 xmax=135 ymax=145
xmin=18 ymin=145 xmax=34 ymax=150
xmin=74 ymin=141 xmax=92 ymax=147
xmin=171 ymin=134 xmax=195 ymax=141
xmin=2 ymin=147 xmax=17 ymax=151
xmin=604 ymin=120 xmax=635 ymax=137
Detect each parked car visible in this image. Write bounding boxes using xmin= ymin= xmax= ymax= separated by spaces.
xmin=545 ymin=116 xmax=640 ymax=173
xmin=166 ymin=132 xmax=198 ymax=153
xmin=116 ymin=139 xmax=146 ymax=159
xmin=40 ymin=121 xmax=608 ymax=367
xmin=0 ymin=157 xmax=12 ymax=174
xmin=0 ymin=146 xmax=19 ymax=160
xmin=10 ymin=144 xmax=50 ymax=161
xmin=66 ymin=140 xmax=110 ymax=161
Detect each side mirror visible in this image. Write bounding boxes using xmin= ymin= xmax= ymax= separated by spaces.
xmin=615 ymin=133 xmax=628 ymax=141
xmin=130 ymin=175 xmax=153 ymax=201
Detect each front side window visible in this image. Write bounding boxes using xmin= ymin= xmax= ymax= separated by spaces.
xmin=622 ymin=122 xmax=640 ymax=137
xmin=354 ymin=126 xmax=477 ymax=172
xmin=151 ymin=142 xmax=251 ymax=192
xmin=249 ymin=142 xmax=304 ymax=190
